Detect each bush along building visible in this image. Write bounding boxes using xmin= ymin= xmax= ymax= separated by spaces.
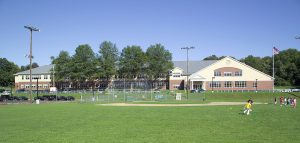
xmin=14 ymin=57 xmax=273 ymax=91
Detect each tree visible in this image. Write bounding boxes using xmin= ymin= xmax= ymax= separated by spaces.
xmin=240 ymin=49 xmax=300 ymax=86
xmin=0 ymin=58 xmax=20 ymax=86
xmin=70 ymin=44 xmax=97 ymax=89
xmin=118 ymin=45 xmax=146 ymax=79
xmin=98 ymin=41 xmax=119 ymax=81
xmin=145 ymin=44 xmax=173 ymax=89
xmin=20 ymin=62 xmax=39 ymax=71
xmin=203 ymin=55 xmax=220 ymax=60
xmin=274 ymin=48 xmax=300 ymax=86
xmin=51 ymin=51 xmax=72 ymax=89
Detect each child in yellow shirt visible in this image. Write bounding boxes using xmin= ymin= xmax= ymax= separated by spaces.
xmin=243 ymin=100 xmax=252 ymax=115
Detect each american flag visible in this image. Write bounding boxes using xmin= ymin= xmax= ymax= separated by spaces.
xmin=273 ymin=47 xmax=280 ymax=55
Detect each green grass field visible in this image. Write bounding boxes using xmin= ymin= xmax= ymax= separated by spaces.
xmin=0 ymin=101 xmax=299 ymax=143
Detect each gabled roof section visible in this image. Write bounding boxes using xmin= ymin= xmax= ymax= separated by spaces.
xmin=221 ymin=56 xmax=274 ymax=79
xmin=15 ymin=65 xmax=54 ymax=75
xmin=173 ymin=60 xmax=218 ymax=74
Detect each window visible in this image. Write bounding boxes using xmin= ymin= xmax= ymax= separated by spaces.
xmin=253 ymin=82 xmax=257 ymax=88
xmin=22 ymin=76 xmax=24 ymax=80
xmin=173 ymin=74 xmax=181 ymax=78
xmin=44 ymin=75 xmax=48 ymax=79
xmin=21 ymin=84 xmax=25 ymax=88
xmin=224 ymin=72 xmax=232 ymax=76
xmin=235 ymin=81 xmax=247 ymax=88
xmin=210 ymin=81 xmax=221 ymax=88
xmin=25 ymin=84 xmax=30 ymax=88
xmin=173 ymin=85 xmax=180 ymax=89
xmin=26 ymin=75 xmax=30 ymax=80
xmin=43 ymin=84 xmax=49 ymax=88
xmin=214 ymin=71 xmax=221 ymax=76
xmin=32 ymin=75 xmax=41 ymax=79
xmin=224 ymin=81 xmax=232 ymax=88
xmin=158 ymin=74 xmax=165 ymax=78
xmin=235 ymin=71 xmax=242 ymax=76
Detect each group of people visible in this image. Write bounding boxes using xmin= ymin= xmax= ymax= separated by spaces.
xmin=243 ymin=96 xmax=297 ymax=116
xmin=275 ymin=96 xmax=297 ymax=108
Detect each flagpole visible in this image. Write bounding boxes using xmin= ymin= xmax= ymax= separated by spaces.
xmin=272 ymin=47 xmax=275 ymax=91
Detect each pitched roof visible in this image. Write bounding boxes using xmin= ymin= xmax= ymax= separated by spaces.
xmin=173 ymin=60 xmax=218 ymax=74
xmin=15 ymin=65 xmax=54 ymax=75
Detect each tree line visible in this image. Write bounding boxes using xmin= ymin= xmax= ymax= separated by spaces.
xmin=50 ymin=41 xmax=173 ymax=89
xmin=1 ymin=45 xmax=299 ymax=88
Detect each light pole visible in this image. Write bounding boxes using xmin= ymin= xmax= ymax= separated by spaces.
xmin=34 ymin=77 xmax=39 ymax=98
xmin=24 ymin=25 xmax=39 ymax=103
xmin=181 ymin=46 xmax=195 ymax=100
xmin=255 ymin=79 xmax=258 ymax=92
xmin=212 ymin=77 xmax=215 ymax=93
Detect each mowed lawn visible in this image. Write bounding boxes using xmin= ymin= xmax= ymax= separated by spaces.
xmin=0 ymin=102 xmax=299 ymax=143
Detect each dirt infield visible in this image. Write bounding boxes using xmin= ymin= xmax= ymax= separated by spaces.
xmin=97 ymin=102 xmax=267 ymax=107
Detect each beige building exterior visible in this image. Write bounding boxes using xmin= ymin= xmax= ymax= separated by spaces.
xmin=14 ymin=65 xmax=54 ymax=91
xmin=169 ymin=57 xmax=273 ymax=91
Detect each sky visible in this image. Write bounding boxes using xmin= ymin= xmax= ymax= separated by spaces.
xmin=0 ymin=0 xmax=300 ymax=67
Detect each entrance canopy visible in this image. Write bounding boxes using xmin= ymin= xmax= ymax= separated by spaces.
xmin=189 ymin=75 xmax=206 ymax=81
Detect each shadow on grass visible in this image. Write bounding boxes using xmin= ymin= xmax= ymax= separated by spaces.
xmin=288 ymin=92 xmax=300 ymax=98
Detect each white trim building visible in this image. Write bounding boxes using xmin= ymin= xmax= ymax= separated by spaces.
xmin=168 ymin=57 xmax=273 ymax=91
xmin=14 ymin=65 xmax=54 ymax=91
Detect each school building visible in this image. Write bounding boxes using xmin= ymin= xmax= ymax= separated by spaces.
xmin=169 ymin=56 xmax=273 ymax=91
xmin=14 ymin=65 xmax=54 ymax=91
xmin=14 ymin=57 xmax=274 ymax=91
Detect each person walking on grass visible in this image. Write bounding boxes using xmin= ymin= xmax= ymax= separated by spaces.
xmin=243 ymin=100 xmax=252 ymax=115
xmin=280 ymin=96 xmax=284 ymax=106
xmin=292 ymin=98 xmax=297 ymax=108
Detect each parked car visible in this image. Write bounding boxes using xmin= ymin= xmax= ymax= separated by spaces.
xmin=190 ymin=89 xmax=205 ymax=93
xmin=291 ymin=88 xmax=300 ymax=92
xmin=66 ymin=96 xmax=75 ymax=101
xmin=19 ymin=96 xmax=28 ymax=101
xmin=1 ymin=91 xmax=10 ymax=96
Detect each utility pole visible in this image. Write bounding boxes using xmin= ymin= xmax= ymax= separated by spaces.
xmin=181 ymin=47 xmax=195 ymax=100
xmin=24 ymin=25 xmax=39 ymax=103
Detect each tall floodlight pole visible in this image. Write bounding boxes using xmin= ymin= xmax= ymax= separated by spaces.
xmin=181 ymin=47 xmax=195 ymax=100
xmin=212 ymin=77 xmax=215 ymax=93
xmin=24 ymin=25 xmax=39 ymax=103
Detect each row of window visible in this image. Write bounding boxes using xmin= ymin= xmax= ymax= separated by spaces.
xmin=209 ymin=81 xmax=257 ymax=88
xmin=214 ymin=71 xmax=242 ymax=77
xmin=172 ymin=71 xmax=243 ymax=78
xmin=21 ymin=75 xmax=50 ymax=80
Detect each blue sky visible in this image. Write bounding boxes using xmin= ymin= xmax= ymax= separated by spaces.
xmin=0 ymin=0 xmax=299 ymax=66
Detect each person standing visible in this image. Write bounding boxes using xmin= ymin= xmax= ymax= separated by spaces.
xmin=284 ymin=97 xmax=287 ymax=105
xmin=280 ymin=96 xmax=283 ymax=106
xmin=274 ymin=97 xmax=277 ymax=104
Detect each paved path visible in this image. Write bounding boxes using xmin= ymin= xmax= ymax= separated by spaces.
xmin=98 ymin=102 xmax=267 ymax=107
